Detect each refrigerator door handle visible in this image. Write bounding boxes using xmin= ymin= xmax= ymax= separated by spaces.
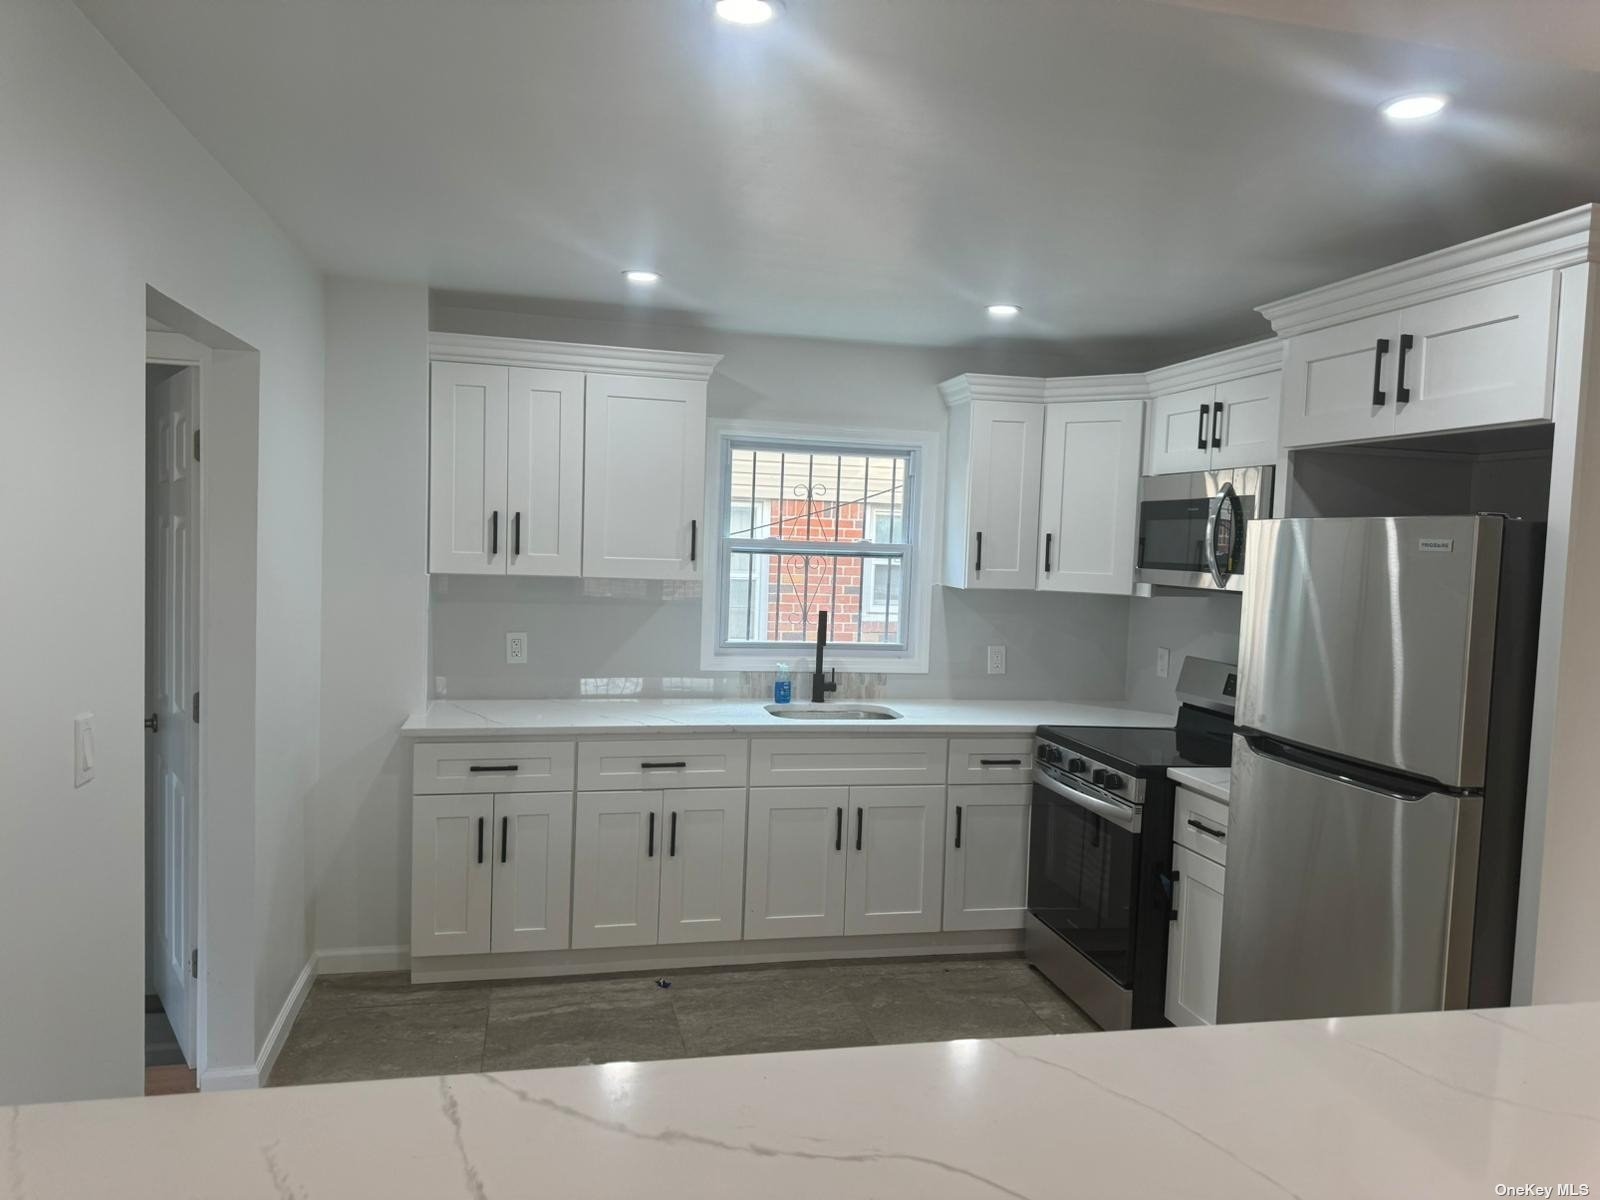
xmin=1239 ymin=733 xmax=1445 ymax=802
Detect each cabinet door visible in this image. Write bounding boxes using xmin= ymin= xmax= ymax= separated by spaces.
xmin=410 ymin=794 xmax=492 ymax=957
xmin=1392 ymin=274 xmax=1558 ymax=438
xmin=1037 ymin=400 xmax=1143 ymax=594
xmin=952 ymin=401 xmax=1044 ymax=589
xmin=582 ymin=374 xmax=707 ymax=580
xmin=1165 ymin=844 xmax=1225 ymax=1028
xmin=505 ymin=368 xmax=584 ymax=577
xmin=942 ymin=784 xmax=1030 ymax=931
xmin=744 ymin=787 xmax=847 ymax=940
xmin=571 ymin=790 xmax=663 ymax=949
xmin=429 ymin=361 xmax=509 ymax=575
xmin=844 ymin=785 xmax=945 ymax=936
xmin=1210 ymin=371 xmax=1282 ymax=469
xmin=490 ymin=792 xmax=574 ymax=953
xmin=1280 ymin=313 xmax=1400 ymax=448
xmin=1147 ymin=386 xmax=1215 ymax=476
xmin=659 ymin=789 xmax=746 ymax=945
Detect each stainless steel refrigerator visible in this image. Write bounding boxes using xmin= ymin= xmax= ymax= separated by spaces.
xmin=1218 ymin=514 xmax=1543 ymax=1023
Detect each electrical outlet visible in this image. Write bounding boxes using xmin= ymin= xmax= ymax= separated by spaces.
xmin=1156 ymin=647 xmax=1171 ymax=679
xmin=74 ymin=713 xmax=95 ymax=788
xmin=435 ymin=676 xmax=448 ymax=696
xmin=506 ymin=632 xmax=529 ymax=665
xmin=986 ymin=645 xmax=1006 ymax=675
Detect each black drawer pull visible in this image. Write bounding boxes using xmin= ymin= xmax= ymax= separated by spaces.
xmin=1043 ymin=532 xmax=1053 ymax=574
xmin=1187 ymin=817 xmax=1227 ymax=840
xmin=690 ymin=519 xmax=697 ymax=563
xmin=834 ymin=806 xmax=843 ymax=852
xmin=476 ymin=817 xmax=485 ymax=865
xmin=1395 ymin=333 xmax=1414 ymax=405
xmin=954 ymin=805 xmax=963 ymax=849
xmin=490 ymin=509 xmax=499 ymax=556
xmin=647 ymin=811 xmax=656 ymax=858
xmin=855 ymin=807 xmax=864 ymax=852
xmin=469 ymin=764 xmax=519 ymax=774
xmin=1197 ymin=403 xmax=1209 ymax=450
xmin=641 ymin=761 xmax=687 ymax=770
xmin=1372 ymin=338 xmax=1391 ymax=407
xmin=979 ymin=758 xmax=1023 ymax=766
xmin=500 ymin=815 xmax=508 ymax=863
xmin=975 ymin=530 xmax=983 ymax=574
xmin=1211 ymin=401 xmax=1223 ymax=449
xmin=513 ymin=510 xmax=522 ymax=558
xmin=669 ymin=811 xmax=677 ymax=857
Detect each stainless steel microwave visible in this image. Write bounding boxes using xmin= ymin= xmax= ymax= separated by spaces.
xmin=1135 ymin=466 xmax=1275 ymax=592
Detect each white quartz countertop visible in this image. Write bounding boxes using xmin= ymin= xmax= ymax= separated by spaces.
xmin=1168 ymin=765 xmax=1232 ymax=804
xmin=401 ymin=697 xmax=1175 ymax=737
xmin=9 ymin=1002 xmax=1599 ymax=1198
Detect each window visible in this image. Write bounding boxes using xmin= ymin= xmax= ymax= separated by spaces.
xmin=705 ymin=430 xmax=929 ymax=669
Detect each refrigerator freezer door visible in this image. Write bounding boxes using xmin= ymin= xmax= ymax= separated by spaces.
xmin=1217 ymin=735 xmax=1481 ymax=1024
xmin=1236 ymin=515 xmax=1502 ymax=788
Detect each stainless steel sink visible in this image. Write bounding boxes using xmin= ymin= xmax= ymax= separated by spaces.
xmin=764 ymin=704 xmax=902 ymax=720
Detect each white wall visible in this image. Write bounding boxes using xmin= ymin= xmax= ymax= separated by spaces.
xmin=1124 ymin=593 xmax=1243 ymax=714
xmin=0 ymin=0 xmax=323 ymax=1101
xmin=312 ymin=279 xmax=430 ymax=965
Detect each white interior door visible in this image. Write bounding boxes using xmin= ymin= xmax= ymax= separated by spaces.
xmin=744 ymin=787 xmax=847 ymax=940
xmin=1210 ymin=371 xmax=1282 ymax=469
xmin=145 ymin=362 xmax=200 ymax=1066
xmin=571 ymin=790 xmax=663 ymax=949
xmin=506 ymin=367 xmax=584 ymax=577
xmin=582 ymin=373 xmax=706 ymax=580
xmin=429 ymin=361 xmax=508 ymax=574
xmin=964 ymin=401 xmax=1044 ymax=589
xmin=1147 ymin=386 xmax=1215 ymax=476
xmin=942 ymin=784 xmax=1030 ymax=931
xmin=410 ymin=794 xmax=493 ymax=957
xmin=1037 ymin=400 xmax=1143 ymax=594
xmin=844 ymin=785 xmax=945 ymax=935
xmin=1165 ymin=844 xmax=1225 ymax=1028
xmin=490 ymin=792 xmax=574 ymax=953
xmin=658 ymin=789 xmax=746 ymax=945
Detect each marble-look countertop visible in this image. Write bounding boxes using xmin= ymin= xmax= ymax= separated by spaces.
xmin=402 ymin=697 xmax=1175 ymax=737
xmin=8 ymin=1002 xmax=1599 ymax=1198
xmin=1168 ymin=765 xmax=1232 ymax=804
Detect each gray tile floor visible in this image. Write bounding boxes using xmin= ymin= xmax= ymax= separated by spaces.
xmin=269 ymin=955 xmax=1098 ymax=1087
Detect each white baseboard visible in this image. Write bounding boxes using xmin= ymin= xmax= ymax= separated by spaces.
xmin=253 ymin=955 xmax=317 ymax=1088
xmin=316 ymin=943 xmax=409 ymax=975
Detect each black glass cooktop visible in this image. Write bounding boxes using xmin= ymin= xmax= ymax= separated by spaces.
xmin=1037 ymin=705 xmax=1234 ymax=779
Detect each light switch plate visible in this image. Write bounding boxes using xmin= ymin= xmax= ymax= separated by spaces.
xmin=74 ymin=713 xmax=95 ymax=788
xmin=506 ymin=633 xmax=529 ymax=665
xmin=1156 ymin=647 xmax=1171 ymax=679
xmin=986 ymin=645 xmax=1006 ymax=675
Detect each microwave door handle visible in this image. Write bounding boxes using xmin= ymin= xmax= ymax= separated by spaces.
xmin=1205 ymin=481 xmax=1242 ymax=589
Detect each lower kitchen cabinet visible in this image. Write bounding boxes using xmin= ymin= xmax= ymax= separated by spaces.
xmin=941 ymin=784 xmax=1030 ymax=931
xmin=571 ymin=790 xmax=664 ymax=949
xmin=1165 ymin=843 xmax=1225 ymax=1027
xmin=490 ymin=792 xmax=574 ymax=953
xmin=845 ymin=785 xmax=946 ymax=936
xmin=744 ymin=787 xmax=848 ymax=940
xmin=411 ymin=793 xmax=494 ymax=957
xmin=658 ymin=788 xmax=746 ymax=945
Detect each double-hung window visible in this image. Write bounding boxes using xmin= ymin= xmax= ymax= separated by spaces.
xmin=705 ymin=431 xmax=927 ymax=670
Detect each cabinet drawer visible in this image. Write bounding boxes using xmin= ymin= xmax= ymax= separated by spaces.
xmin=577 ymin=738 xmax=748 ymax=790
xmin=946 ymin=738 xmax=1034 ymax=784
xmin=750 ymin=738 xmax=947 ymax=787
xmin=1173 ymin=785 xmax=1229 ymax=866
xmin=413 ymin=741 xmax=576 ymax=794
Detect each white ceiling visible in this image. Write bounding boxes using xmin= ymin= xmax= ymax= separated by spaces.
xmin=76 ymin=0 xmax=1600 ymax=369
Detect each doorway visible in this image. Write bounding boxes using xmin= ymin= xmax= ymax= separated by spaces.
xmin=145 ymin=334 xmax=206 ymax=1095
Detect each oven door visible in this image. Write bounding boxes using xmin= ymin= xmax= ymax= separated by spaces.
xmin=1136 ymin=466 xmax=1274 ymax=592
xmin=1027 ymin=766 xmax=1143 ymax=989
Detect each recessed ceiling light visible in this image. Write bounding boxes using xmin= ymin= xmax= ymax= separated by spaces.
xmin=1381 ymin=93 xmax=1449 ymax=122
xmin=986 ymin=304 xmax=1021 ymax=319
xmin=623 ymin=270 xmax=661 ymax=285
xmin=715 ymin=0 xmax=775 ymax=25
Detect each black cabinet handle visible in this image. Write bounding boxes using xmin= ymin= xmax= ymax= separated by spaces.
xmin=469 ymin=764 xmax=518 ymax=774
xmin=1166 ymin=869 xmax=1180 ymax=920
xmin=513 ymin=511 xmax=521 ymax=558
xmin=855 ymin=807 xmax=863 ymax=852
xmin=980 ymin=758 xmax=1023 ymax=766
xmin=476 ymin=818 xmax=485 ymax=865
xmin=834 ymin=806 xmax=843 ymax=852
xmin=1211 ymin=401 xmax=1223 ymax=449
xmin=641 ymin=761 xmax=686 ymax=770
xmin=669 ymin=811 xmax=678 ymax=857
xmin=1395 ymin=333 xmax=1414 ymax=405
xmin=690 ymin=519 xmax=697 ymax=563
xmin=954 ymin=805 xmax=963 ymax=849
xmin=1197 ymin=404 xmax=1210 ymax=450
xmin=1187 ymin=817 xmax=1227 ymax=840
xmin=975 ymin=531 xmax=983 ymax=574
xmin=500 ymin=815 xmax=508 ymax=863
xmin=490 ymin=510 xmax=499 ymax=556
xmin=1044 ymin=532 xmax=1053 ymax=574
xmin=1372 ymin=338 xmax=1391 ymax=407
xmin=647 ymin=811 xmax=656 ymax=858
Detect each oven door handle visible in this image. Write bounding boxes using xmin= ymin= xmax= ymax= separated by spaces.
xmin=1032 ymin=768 xmax=1142 ymax=833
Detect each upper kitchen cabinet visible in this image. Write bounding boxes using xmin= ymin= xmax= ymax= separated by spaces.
xmin=1036 ymin=381 xmax=1146 ymax=595
xmin=939 ymin=377 xmax=1046 ymax=590
xmin=1264 ymin=213 xmax=1576 ymax=450
xmin=1144 ymin=341 xmax=1283 ymax=476
xmin=427 ymin=334 xmax=721 ymax=578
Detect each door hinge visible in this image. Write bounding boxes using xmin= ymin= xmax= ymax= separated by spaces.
xmin=191 ymin=691 xmax=200 ymax=724
xmin=192 ymin=429 xmax=200 ymax=462
xmin=190 ymin=948 xmax=199 ymax=979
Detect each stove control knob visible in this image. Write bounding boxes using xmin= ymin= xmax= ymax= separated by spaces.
xmin=1037 ymin=745 xmax=1057 ymax=764
xmin=1067 ymin=757 xmax=1088 ymax=774
xmin=1091 ymin=768 xmax=1108 ymax=786
xmin=1103 ymin=773 xmax=1125 ymax=792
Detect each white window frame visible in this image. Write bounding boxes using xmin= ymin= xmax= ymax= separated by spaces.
xmin=700 ymin=419 xmax=941 ymax=674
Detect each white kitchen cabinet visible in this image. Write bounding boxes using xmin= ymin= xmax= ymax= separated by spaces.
xmin=490 ymin=792 xmax=574 ymax=953
xmin=942 ymin=784 xmax=1030 ymax=932
xmin=1210 ymin=371 xmax=1283 ymax=469
xmin=1036 ymin=399 xmax=1143 ymax=594
xmin=571 ymin=790 xmax=663 ymax=949
xmin=844 ymin=785 xmax=946 ymax=935
xmin=942 ymin=398 xmax=1044 ymax=590
xmin=505 ymin=367 xmax=585 ymax=577
xmin=658 ymin=789 xmax=746 ymax=945
xmin=411 ymin=793 xmax=493 ymax=957
xmin=582 ymin=373 xmax=707 ymax=580
xmin=429 ymin=362 xmax=508 ymax=575
xmin=1147 ymin=386 xmax=1215 ymax=476
xmin=744 ymin=787 xmax=848 ymax=940
xmin=1164 ymin=843 xmax=1225 ymax=1028
xmin=1279 ymin=312 xmax=1402 ymax=449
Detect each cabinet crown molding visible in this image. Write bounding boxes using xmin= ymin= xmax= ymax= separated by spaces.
xmin=1258 ymin=203 xmax=1598 ymax=338
xmin=1144 ymin=339 xmax=1283 ymax=395
xmin=940 ymin=372 xmax=1149 ymax=407
xmin=428 ymin=332 xmax=723 ymax=381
